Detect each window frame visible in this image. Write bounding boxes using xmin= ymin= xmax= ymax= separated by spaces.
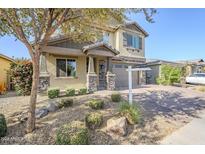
xmin=123 ymin=32 xmax=142 ymax=50
xmin=56 ymin=58 xmax=77 ymax=78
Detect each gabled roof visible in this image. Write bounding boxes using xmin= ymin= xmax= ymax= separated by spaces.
xmin=0 ymin=53 xmax=15 ymax=63
xmin=115 ymin=21 xmax=149 ymax=37
xmin=146 ymin=59 xmax=183 ymax=66
xmin=82 ymin=41 xmax=120 ymax=55
xmin=176 ymin=59 xmax=205 ymax=64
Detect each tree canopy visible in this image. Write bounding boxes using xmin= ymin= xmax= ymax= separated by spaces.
xmin=0 ymin=8 xmax=156 ymax=132
xmin=0 ymin=9 xmax=156 ymax=53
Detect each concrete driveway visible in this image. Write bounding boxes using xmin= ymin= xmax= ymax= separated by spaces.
xmin=119 ymin=85 xmax=205 ymax=144
xmin=121 ymin=85 xmax=205 ymax=119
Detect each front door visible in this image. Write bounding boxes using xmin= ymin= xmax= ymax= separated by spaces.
xmin=98 ymin=60 xmax=107 ymax=90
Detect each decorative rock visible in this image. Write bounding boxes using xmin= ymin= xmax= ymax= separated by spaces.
xmin=35 ymin=108 xmax=49 ymax=119
xmin=38 ymin=75 xmax=50 ymax=92
xmin=18 ymin=111 xmax=28 ymax=122
xmin=106 ymin=72 xmax=116 ymax=90
xmin=87 ymin=73 xmax=97 ymax=92
xmin=106 ymin=117 xmax=127 ymax=136
xmin=47 ymin=101 xmax=59 ymax=112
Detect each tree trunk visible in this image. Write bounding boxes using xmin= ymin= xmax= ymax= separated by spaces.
xmin=26 ymin=50 xmax=40 ymax=133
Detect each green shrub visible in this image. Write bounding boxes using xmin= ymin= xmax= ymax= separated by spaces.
xmin=118 ymin=101 xmax=140 ymax=124
xmin=78 ymin=88 xmax=87 ymax=95
xmin=47 ymin=88 xmax=60 ymax=99
xmin=55 ymin=121 xmax=89 ymax=145
xmin=0 ymin=114 xmax=7 ymax=137
xmin=156 ymin=64 xmax=182 ymax=85
xmin=58 ymin=98 xmax=73 ymax=108
xmin=111 ymin=93 xmax=121 ymax=102
xmin=85 ymin=112 xmax=103 ymax=129
xmin=66 ymin=88 xmax=75 ymax=96
xmin=9 ymin=61 xmax=33 ymax=96
xmin=88 ymin=99 xmax=104 ymax=110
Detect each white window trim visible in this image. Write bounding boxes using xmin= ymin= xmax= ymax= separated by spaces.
xmin=56 ymin=58 xmax=77 ymax=78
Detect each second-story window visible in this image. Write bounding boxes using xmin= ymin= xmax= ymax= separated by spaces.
xmin=123 ymin=32 xmax=142 ymax=49
xmin=103 ymin=32 xmax=109 ymax=44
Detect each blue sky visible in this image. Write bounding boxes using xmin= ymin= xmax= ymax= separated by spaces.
xmin=0 ymin=8 xmax=205 ymax=61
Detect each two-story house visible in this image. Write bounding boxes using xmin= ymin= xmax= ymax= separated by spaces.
xmin=38 ymin=21 xmax=148 ymax=92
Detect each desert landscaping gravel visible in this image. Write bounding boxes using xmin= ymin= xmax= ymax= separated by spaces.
xmin=1 ymin=85 xmax=205 ymax=145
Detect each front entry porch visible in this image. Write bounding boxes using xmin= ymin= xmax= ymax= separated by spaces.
xmin=86 ymin=56 xmax=115 ymax=92
xmin=83 ymin=42 xmax=119 ymax=92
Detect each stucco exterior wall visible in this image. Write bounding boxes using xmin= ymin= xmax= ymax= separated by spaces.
xmin=0 ymin=57 xmax=12 ymax=89
xmin=112 ymin=28 xmax=145 ymax=58
xmin=46 ymin=53 xmax=87 ymax=90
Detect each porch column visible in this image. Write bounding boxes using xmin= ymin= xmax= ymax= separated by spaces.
xmin=87 ymin=56 xmax=97 ymax=92
xmin=106 ymin=57 xmax=116 ymax=90
xmin=88 ymin=56 xmax=95 ymax=73
xmin=39 ymin=52 xmax=50 ymax=92
xmin=107 ymin=57 xmax=113 ymax=73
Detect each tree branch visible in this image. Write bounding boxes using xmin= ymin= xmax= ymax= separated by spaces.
xmin=29 ymin=9 xmax=40 ymax=44
xmin=6 ymin=9 xmax=35 ymax=59
xmin=41 ymin=8 xmax=70 ymax=45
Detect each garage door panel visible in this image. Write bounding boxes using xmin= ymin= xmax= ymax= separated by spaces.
xmin=113 ymin=67 xmax=139 ymax=88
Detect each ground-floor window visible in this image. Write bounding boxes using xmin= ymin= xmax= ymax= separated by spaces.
xmin=56 ymin=59 xmax=76 ymax=77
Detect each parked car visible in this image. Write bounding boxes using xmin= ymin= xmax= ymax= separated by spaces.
xmin=186 ymin=73 xmax=205 ymax=85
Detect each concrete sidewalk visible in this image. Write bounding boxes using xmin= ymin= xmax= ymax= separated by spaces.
xmin=161 ymin=111 xmax=205 ymax=145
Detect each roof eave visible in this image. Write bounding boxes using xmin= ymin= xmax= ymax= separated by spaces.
xmin=0 ymin=53 xmax=16 ymax=63
xmin=82 ymin=42 xmax=120 ymax=55
xmin=115 ymin=22 xmax=149 ymax=37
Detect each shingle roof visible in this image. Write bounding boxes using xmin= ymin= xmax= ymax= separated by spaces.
xmin=146 ymin=59 xmax=183 ymax=66
xmin=82 ymin=41 xmax=120 ymax=55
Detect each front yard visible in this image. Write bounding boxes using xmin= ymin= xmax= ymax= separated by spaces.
xmin=1 ymin=85 xmax=205 ymax=144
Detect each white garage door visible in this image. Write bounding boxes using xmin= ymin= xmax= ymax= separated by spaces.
xmin=113 ymin=64 xmax=139 ymax=89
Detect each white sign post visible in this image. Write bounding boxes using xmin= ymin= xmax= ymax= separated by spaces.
xmin=126 ymin=66 xmax=151 ymax=105
xmin=128 ymin=66 xmax=133 ymax=105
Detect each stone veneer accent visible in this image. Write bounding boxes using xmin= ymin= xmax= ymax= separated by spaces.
xmin=106 ymin=72 xmax=116 ymax=90
xmin=39 ymin=75 xmax=50 ymax=92
xmin=87 ymin=73 xmax=97 ymax=92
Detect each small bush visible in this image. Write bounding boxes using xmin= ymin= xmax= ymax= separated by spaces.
xmin=197 ymin=86 xmax=205 ymax=92
xmin=88 ymin=99 xmax=104 ymax=110
xmin=78 ymin=88 xmax=87 ymax=95
xmin=119 ymin=101 xmax=140 ymax=124
xmin=58 ymin=98 xmax=73 ymax=108
xmin=85 ymin=112 xmax=103 ymax=129
xmin=111 ymin=93 xmax=121 ymax=102
xmin=47 ymin=88 xmax=60 ymax=99
xmin=0 ymin=114 xmax=7 ymax=137
xmin=66 ymin=88 xmax=75 ymax=96
xmin=55 ymin=121 xmax=89 ymax=145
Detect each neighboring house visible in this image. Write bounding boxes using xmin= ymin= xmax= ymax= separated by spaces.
xmin=0 ymin=53 xmax=15 ymax=92
xmin=177 ymin=59 xmax=205 ymax=76
xmin=39 ymin=21 xmax=148 ymax=91
xmin=146 ymin=59 xmax=183 ymax=84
